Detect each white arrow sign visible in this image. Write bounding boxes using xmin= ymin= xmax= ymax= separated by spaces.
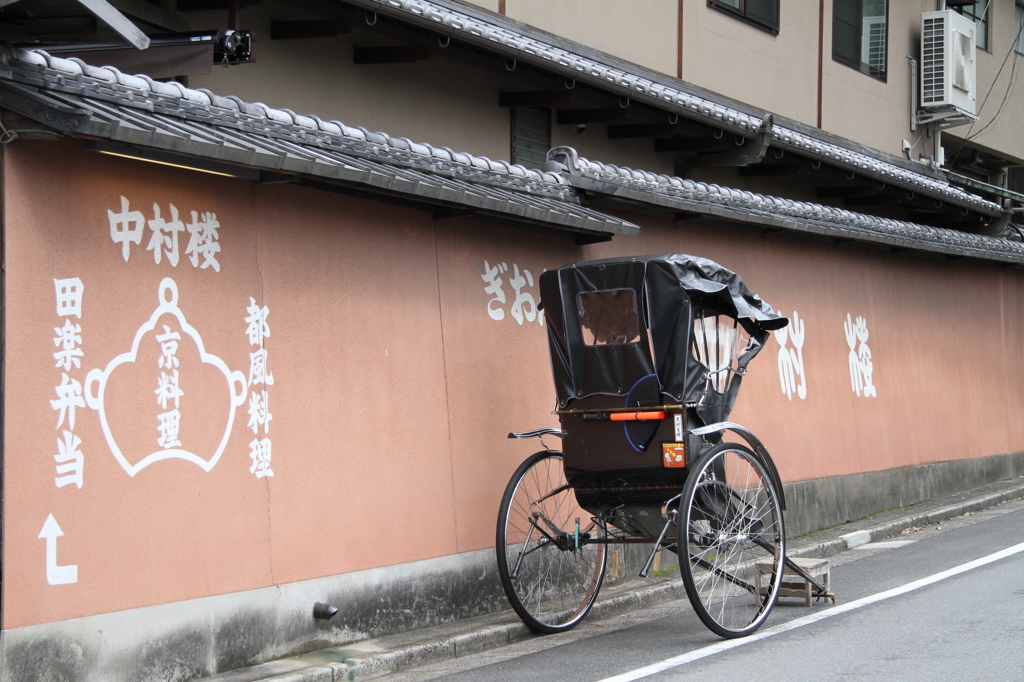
xmin=38 ymin=514 xmax=78 ymax=585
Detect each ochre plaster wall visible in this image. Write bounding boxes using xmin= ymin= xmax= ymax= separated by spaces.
xmin=1 ymin=142 xmax=561 ymax=629
xmin=5 ymin=141 xmax=1024 ymax=632
xmin=582 ymin=214 xmax=1024 ymax=484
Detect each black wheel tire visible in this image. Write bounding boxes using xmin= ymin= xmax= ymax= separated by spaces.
xmin=495 ymin=451 xmax=607 ymax=633
xmin=678 ymin=442 xmax=785 ymax=638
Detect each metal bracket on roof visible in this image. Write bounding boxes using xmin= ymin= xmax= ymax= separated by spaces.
xmin=682 ymin=114 xmax=773 ymax=170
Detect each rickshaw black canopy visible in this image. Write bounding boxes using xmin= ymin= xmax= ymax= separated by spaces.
xmin=540 ymin=254 xmax=788 ymax=424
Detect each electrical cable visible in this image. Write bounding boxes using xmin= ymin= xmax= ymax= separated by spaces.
xmin=966 ymin=44 xmax=1021 ymax=141
xmin=948 ymin=13 xmax=1024 ymax=165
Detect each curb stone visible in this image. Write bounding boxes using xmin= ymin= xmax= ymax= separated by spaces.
xmin=206 ymin=478 xmax=1024 ymax=682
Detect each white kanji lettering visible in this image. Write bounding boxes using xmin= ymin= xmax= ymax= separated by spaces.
xmin=844 ymin=314 xmax=876 ymax=398
xmin=155 ymin=370 xmax=184 ymax=410
xmin=247 ymin=390 xmax=271 ymax=434
xmin=157 ymin=409 xmax=182 ymax=449
xmin=508 ymin=264 xmax=538 ymax=326
xmin=54 ymin=430 xmax=84 ymax=489
xmin=108 ymin=196 xmax=146 ymax=262
xmin=51 ymin=373 xmax=85 ymax=430
xmin=248 ymin=348 xmax=274 ymax=386
xmin=53 ymin=319 xmax=83 ymax=371
xmin=147 ymin=203 xmax=185 ymax=267
xmin=774 ymin=311 xmax=807 ymax=401
xmin=54 ymin=278 xmax=84 ymax=319
xmin=156 ymin=325 xmax=181 ymax=369
xmin=185 ymin=211 xmax=221 ymax=271
xmin=244 ymin=298 xmax=271 ymax=346
xmin=481 ymin=260 xmax=508 ymax=321
xmin=248 ymin=438 xmax=274 ymax=478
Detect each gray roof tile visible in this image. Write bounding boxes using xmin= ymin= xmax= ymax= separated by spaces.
xmin=545 ymin=146 xmax=1024 ymax=264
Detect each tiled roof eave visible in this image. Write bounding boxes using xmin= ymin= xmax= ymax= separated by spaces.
xmin=563 ymin=160 xmax=1024 ymax=265
xmin=0 ymin=54 xmax=638 ymax=239
xmin=4 ymin=64 xmax=587 ymax=205
xmin=343 ymin=0 xmax=1001 ymax=217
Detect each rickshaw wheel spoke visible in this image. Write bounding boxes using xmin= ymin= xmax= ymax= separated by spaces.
xmin=496 ymin=451 xmax=607 ymax=634
xmin=679 ymin=442 xmax=785 ymax=639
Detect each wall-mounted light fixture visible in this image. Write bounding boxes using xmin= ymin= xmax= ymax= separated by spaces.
xmin=83 ymin=140 xmax=261 ymax=180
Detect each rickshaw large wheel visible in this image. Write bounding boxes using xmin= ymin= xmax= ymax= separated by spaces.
xmin=678 ymin=442 xmax=785 ymax=638
xmin=496 ymin=451 xmax=607 ymax=634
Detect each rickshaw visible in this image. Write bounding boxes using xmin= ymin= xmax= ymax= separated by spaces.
xmin=496 ymin=254 xmax=830 ymax=640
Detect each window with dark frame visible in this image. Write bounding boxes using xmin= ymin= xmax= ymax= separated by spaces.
xmin=707 ymin=0 xmax=780 ymax=35
xmin=952 ymin=2 xmax=989 ymax=51
xmin=833 ymin=0 xmax=888 ymax=81
xmin=511 ymin=106 xmax=550 ymax=170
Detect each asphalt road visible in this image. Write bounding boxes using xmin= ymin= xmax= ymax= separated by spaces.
xmin=381 ymin=498 xmax=1024 ymax=682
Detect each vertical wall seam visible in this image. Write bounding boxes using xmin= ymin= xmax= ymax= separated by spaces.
xmin=432 ymin=222 xmax=460 ymax=554
xmin=0 ymin=140 xmax=6 ymax=641
xmin=819 ymin=0 xmax=827 ymax=129
xmin=252 ymin=183 xmax=276 ymax=590
xmin=817 ymin=0 xmax=825 ymax=129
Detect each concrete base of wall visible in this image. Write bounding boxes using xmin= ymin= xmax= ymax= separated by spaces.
xmin=4 ymin=450 xmax=1022 ymax=681
xmin=782 ymin=450 xmax=1024 ymax=538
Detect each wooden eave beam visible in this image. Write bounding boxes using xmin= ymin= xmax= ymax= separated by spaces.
xmin=654 ymin=137 xmax=723 ymax=152
xmin=816 ymin=186 xmax=875 ymax=198
xmin=739 ymin=163 xmax=802 ymax=176
xmin=607 ymin=123 xmax=681 ymax=139
xmin=7 ymin=16 xmax=98 ymax=39
xmin=354 ymin=45 xmax=432 ymax=64
xmin=271 ymin=19 xmax=352 ymax=39
xmin=109 ymin=0 xmax=191 ymax=32
xmin=498 ymin=90 xmax=573 ymax=107
xmin=844 ymin=194 xmax=900 ymax=206
xmin=556 ymin=108 xmax=629 ymax=124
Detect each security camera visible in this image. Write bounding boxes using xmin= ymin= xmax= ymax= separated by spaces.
xmin=575 ymin=123 xmax=587 ymax=135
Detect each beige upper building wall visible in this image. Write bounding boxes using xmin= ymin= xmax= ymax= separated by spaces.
xmin=188 ymin=5 xmax=513 ymax=162
xmin=183 ymin=1 xmax=1024 ymax=179
xmin=505 ymin=0 xmax=679 ymax=77
xmin=819 ymin=0 xmax=916 ymax=159
xmin=681 ymin=1 xmax=818 ymax=128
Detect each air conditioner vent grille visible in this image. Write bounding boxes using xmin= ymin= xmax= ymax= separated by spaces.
xmin=922 ymin=16 xmax=945 ymax=105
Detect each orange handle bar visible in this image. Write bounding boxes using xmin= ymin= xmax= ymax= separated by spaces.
xmin=609 ymin=411 xmax=666 ymax=422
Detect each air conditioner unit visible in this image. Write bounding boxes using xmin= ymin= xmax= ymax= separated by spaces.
xmin=921 ymin=9 xmax=977 ymax=116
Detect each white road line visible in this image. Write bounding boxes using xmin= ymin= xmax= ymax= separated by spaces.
xmin=597 ymin=541 xmax=1024 ymax=682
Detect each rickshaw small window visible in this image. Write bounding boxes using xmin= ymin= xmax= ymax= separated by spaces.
xmin=577 ymin=289 xmax=642 ymax=346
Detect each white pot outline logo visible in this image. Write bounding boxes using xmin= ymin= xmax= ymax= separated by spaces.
xmin=85 ymin=277 xmax=247 ymax=476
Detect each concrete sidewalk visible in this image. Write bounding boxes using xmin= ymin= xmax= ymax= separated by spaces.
xmin=208 ymin=475 xmax=1024 ymax=682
